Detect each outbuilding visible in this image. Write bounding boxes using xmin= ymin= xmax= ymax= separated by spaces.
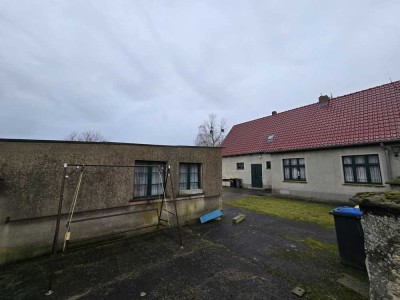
xmin=0 ymin=139 xmax=222 ymax=265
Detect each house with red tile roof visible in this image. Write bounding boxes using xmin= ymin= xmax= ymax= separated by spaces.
xmin=222 ymin=81 xmax=400 ymax=202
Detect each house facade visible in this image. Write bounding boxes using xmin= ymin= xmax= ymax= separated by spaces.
xmin=222 ymin=81 xmax=400 ymax=202
xmin=0 ymin=139 xmax=222 ymax=265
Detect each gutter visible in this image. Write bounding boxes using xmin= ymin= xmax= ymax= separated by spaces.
xmin=380 ymin=143 xmax=393 ymax=181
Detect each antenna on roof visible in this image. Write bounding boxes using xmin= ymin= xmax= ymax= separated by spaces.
xmin=330 ymin=93 xmax=333 ymax=99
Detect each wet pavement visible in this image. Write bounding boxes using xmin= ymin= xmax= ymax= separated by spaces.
xmin=0 ymin=189 xmax=369 ymax=299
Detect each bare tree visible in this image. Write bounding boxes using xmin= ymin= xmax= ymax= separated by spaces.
xmin=65 ymin=130 xmax=108 ymax=142
xmin=195 ymin=114 xmax=226 ymax=147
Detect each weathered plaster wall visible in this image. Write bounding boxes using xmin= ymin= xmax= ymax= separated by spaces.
xmin=390 ymin=148 xmax=400 ymax=180
xmin=361 ymin=213 xmax=400 ymax=299
xmin=0 ymin=139 xmax=222 ymax=265
xmin=270 ymin=146 xmax=393 ymax=202
xmin=223 ymin=145 xmax=397 ymax=202
xmin=222 ymin=154 xmax=272 ymax=189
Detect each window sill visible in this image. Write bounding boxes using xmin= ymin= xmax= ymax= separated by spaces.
xmin=283 ymin=180 xmax=307 ymax=184
xmin=343 ymin=183 xmax=385 ymax=188
xmin=179 ymin=189 xmax=203 ymax=196
xmin=129 ymin=195 xmax=167 ymax=202
xmin=176 ymin=193 xmax=205 ymax=200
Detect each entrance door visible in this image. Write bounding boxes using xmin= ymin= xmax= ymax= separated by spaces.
xmin=251 ymin=164 xmax=263 ymax=188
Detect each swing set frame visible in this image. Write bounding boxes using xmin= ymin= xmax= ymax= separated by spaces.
xmin=52 ymin=163 xmax=183 ymax=255
xmin=47 ymin=162 xmax=183 ymax=295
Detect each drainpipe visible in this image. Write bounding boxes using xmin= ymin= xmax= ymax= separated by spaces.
xmin=380 ymin=143 xmax=393 ymax=181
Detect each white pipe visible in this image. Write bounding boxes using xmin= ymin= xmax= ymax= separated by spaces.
xmin=380 ymin=143 xmax=393 ymax=181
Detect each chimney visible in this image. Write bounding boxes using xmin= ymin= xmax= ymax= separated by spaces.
xmin=318 ymin=95 xmax=330 ymax=106
xmin=272 ymin=111 xmax=277 ymax=116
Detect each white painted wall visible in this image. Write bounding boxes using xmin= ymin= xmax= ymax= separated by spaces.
xmin=223 ymin=145 xmax=399 ymax=202
xmin=222 ymin=154 xmax=272 ymax=189
xmin=389 ymin=146 xmax=400 ymax=179
xmin=271 ymin=145 xmax=395 ymax=202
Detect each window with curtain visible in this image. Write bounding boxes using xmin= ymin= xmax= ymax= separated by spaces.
xmin=342 ymin=155 xmax=382 ymax=184
xmin=283 ymin=158 xmax=306 ymax=181
xmin=179 ymin=163 xmax=201 ymax=190
xmin=134 ymin=161 xmax=166 ymax=198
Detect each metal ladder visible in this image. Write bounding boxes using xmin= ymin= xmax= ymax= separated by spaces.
xmin=157 ymin=166 xmax=183 ymax=247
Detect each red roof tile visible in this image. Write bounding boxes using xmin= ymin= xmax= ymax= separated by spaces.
xmin=222 ymin=81 xmax=400 ymax=156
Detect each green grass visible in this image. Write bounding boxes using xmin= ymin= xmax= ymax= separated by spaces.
xmin=225 ymin=196 xmax=336 ymax=228
xmin=304 ymin=237 xmax=338 ymax=253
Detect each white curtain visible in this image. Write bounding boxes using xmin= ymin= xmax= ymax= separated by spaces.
xmin=344 ymin=166 xmax=354 ymax=182
xmin=283 ymin=167 xmax=289 ymax=180
xmin=190 ymin=164 xmax=199 ymax=189
xmin=134 ymin=166 xmax=148 ymax=197
xmin=370 ymin=166 xmax=382 ymax=183
xmin=356 ymin=166 xmax=367 ymax=182
xmin=355 ymin=156 xmax=365 ymax=164
xmin=179 ymin=164 xmax=188 ymax=190
xmin=151 ymin=166 xmax=163 ymax=195
xmin=343 ymin=157 xmax=352 ymax=164
xmin=299 ymin=167 xmax=306 ymax=180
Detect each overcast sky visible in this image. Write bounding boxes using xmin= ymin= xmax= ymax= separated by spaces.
xmin=1 ymin=0 xmax=399 ymax=145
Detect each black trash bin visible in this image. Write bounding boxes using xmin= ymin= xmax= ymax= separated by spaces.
xmin=235 ymin=178 xmax=242 ymax=188
xmin=230 ymin=178 xmax=236 ymax=188
xmin=329 ymin=206 xmax=366 ymax=271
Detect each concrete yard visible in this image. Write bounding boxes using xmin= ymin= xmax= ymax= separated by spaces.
xmin=0 ymin=190 xmax=369 ymax=299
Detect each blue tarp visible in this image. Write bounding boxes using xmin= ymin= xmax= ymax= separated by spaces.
xmin=200 ymin=209 xmax=223 ymax=223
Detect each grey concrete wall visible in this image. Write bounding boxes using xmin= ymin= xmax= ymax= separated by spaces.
xmin=222 ymin=154 xmax=272 ymax=189
xmin=0 ymin=139 xmax=222 ymax=265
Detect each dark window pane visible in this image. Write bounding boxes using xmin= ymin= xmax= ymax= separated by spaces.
xmin=368 ymin=155 xmax=379 ymax=164
xmin=180 ymin=163 xmax=201 ymax=190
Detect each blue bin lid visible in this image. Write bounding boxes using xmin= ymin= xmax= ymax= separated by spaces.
xmin=329 ymin=206 xmax=362 ymax=217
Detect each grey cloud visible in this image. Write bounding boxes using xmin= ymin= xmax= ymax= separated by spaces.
xmin=0 ymin=0 xmax=399 ymax=144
